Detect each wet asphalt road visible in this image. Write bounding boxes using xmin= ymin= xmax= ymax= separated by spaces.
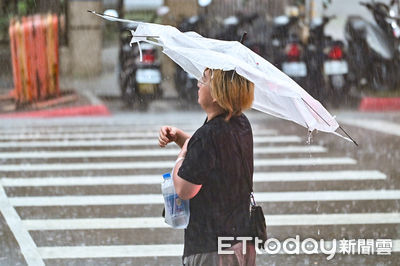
xmin=0 ymin=108 xmax=399 ymax=265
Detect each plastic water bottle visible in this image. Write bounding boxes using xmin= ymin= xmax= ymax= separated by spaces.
xmin=161 ymin=173 xmax=190 ymax=229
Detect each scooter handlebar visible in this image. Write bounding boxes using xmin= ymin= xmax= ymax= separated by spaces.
xmin=359 ymin=2 xmax=371 ymax=8
xmin=360 ymin=1 xmax=400 ymax=20
xmin=323 ymin=15 xmax=336 ymax=23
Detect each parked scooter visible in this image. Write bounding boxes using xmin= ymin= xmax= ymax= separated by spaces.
xmin=116 ymin=8 xmax=168 ymax=109
xmin=305 ymin=16 xmax=349 ymax=105
xmin=345 ymin=0 xmax=400 ymax=91
xmin=269 ymin=15 xmax=307 ymax=89
xmin=323 ymin=39 xmax=349 ymax=106
xmin=216 ymin=12 xmax=265 ymax=56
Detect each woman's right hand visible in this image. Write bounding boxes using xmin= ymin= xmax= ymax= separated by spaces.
xmin=159 ymin=126 xmax=178 ymax=147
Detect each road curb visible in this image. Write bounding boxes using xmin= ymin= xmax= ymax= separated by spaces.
xmin=359 ymin=97 xmax=400 ymax=111
xmin=0 ymin=104 xmax=111 ymax=118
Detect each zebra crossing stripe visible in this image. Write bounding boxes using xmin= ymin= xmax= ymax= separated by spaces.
xmin=0 ymin=146 xmax=326 ymax=159
xmin=22 ymin=213 xmax=400 ymax=231
xmin=36 ymin=240 xmax=400 ymax=259
xmin=38 ymin=244 xmax=184 ymax=259
xmin=253 ymin=170 xmax=385 ymax=182
xmin=0 ymin=136 xmax=301 ymax=148
xmin=0 ymin=129 xmax=278 ymax=139
xmin=9 ymin=189 xmax=400 ymax=207
xmin=0 ymin=184 xmax=44 ymax=265
xmin=1 ymin=170 xmax=386 ymax=187
xmin=0 ymin=125 xmax=275 ymax=134
xmin=0 ymin=132 xmax=175 ymax=140
xmin=0 ymin=157 xmax=356 ymax=172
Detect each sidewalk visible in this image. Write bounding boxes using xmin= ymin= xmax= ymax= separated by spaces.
xmin=0 ymin=44 xmax=182 ymax=118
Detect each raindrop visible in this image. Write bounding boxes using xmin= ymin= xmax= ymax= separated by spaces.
xmin=316 ymin=199 xmax=320 ymax=236
xmin=306 ymin=130 xmax=313 ymax=145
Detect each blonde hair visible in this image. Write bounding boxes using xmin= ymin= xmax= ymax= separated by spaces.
xmin=209 ymin=69 xmax=254 ymax=121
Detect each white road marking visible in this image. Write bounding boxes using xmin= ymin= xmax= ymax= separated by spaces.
xmin=0 ymin=125 xmax=275 ymax=135
xmin=0 ymin=157 xmax=356 ymax=172
xmin=0 ymin=129 xmax=278 ymax=140
xmin=253 ymin=170 xmax=386 ymax=182
xmin=1 ymin=170 xmax=385 ymax=187
xmin=0 ymin=132 xmax=171 ymax=140
xmin=339 ymin=118 xmax=400 ymax=137
xmin=38 ymin=244 xmax=184 ymax=259
xmin=0 ymin=183 xmax=44 ymax=265
xmin=37 ymin=240 xmax=400 ymax=259
xmin=0 ymin=145 xmax=326 ymax=159
xmin=9 ymin=189 xmax=400 ymax=206
xmin=0 ymin=136 xmax=301 ymax=148
xmin=22 ymin=213 xmax=400 ymax=230
xmin=0 ymin=125 xmax=201 ymax=134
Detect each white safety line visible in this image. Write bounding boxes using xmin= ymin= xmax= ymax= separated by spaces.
xmin=0 ymin=129 xmax=278 ymax=139
xmin=8 ymin=189 xmax=400 ymax=207
xmin=0 ymin=146 xmax=326 ymax=159
xmin=22 ymin=213 xmax=400 ymax=230
xmin=0 ymin=136 xmax=301 ymax=148
xmin=0 ymin=125 xmax=275 ymax=134
xmin=0 ymin=132 xmax=168 ymax=140
xmin=0 ymin=157 xmax=356 ymax=172
xmin=38 ymin=244 xmax=184 ymax=259
xmin=0 ymin=125 xmax=200 ymax=133
xmin=253 ymin=170 xmax=386 ymax=182
xmin=37 ymin=240 xmax=400 ymax=259
xmin=0 ymin=182 xmax=44 ymax=265
xmin=1 ymin=170 xmax=385 ymax=187
xmin=338 ymin=118 xmax=400 ymax=137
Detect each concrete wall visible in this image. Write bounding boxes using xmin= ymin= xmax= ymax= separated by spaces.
xmin=164 ymin=0 xmax=198 ymax=26
xmin=66 ymin=0 xmax=103 ymax=77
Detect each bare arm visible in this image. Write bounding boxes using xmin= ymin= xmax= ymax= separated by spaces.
xmin=172 ymin=138 xmax=202 ymax=200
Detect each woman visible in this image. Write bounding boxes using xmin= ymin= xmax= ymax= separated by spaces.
xmin=158 ymin=68 xmax=255 ymax=266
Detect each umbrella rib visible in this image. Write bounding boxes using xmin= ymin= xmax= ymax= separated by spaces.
xmin=301 ymin=98 xmax=331 ymax=127
xmin=133 ymin=35 xmax=160 ymax=38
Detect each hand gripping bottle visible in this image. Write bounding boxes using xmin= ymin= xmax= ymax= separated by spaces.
xmin=161 ymin=173 xmax=190 ymax=229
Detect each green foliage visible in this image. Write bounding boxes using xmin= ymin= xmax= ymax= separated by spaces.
xmin=17 ymin=0 xmax=36 ymax=16
xmin=0 ymin=0 xmax=37 ymax=42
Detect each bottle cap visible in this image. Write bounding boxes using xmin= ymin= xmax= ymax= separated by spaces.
xmin=163 ymin=173 xmax=171 ymax=179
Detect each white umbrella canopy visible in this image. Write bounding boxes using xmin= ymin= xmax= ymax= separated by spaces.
xmin=90 ymin=11 xmax=356 ymax=144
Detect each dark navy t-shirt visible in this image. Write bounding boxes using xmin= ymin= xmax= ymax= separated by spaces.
xmin=178 ymin=113 xmax=254 ymax=257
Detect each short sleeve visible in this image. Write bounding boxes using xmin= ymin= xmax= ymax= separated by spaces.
xmin=178 ymin=134 xmax=215 ymax=185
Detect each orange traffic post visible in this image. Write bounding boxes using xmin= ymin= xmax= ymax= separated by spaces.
xmin=8 ymin=19 xmax=21 ymax=102
xmin=23 ymin=16 xmax=38 ymax=101
xmin=16 ymin=19 xmax=30 ymax=103
xmin=34 ymin=14 xmax=49 ymax=100
xmin=46 ymin=14 xmax=60 ymax=97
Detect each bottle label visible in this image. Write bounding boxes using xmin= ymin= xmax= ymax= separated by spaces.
xmin=166 ymin=193 xmax=185 ymax=217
